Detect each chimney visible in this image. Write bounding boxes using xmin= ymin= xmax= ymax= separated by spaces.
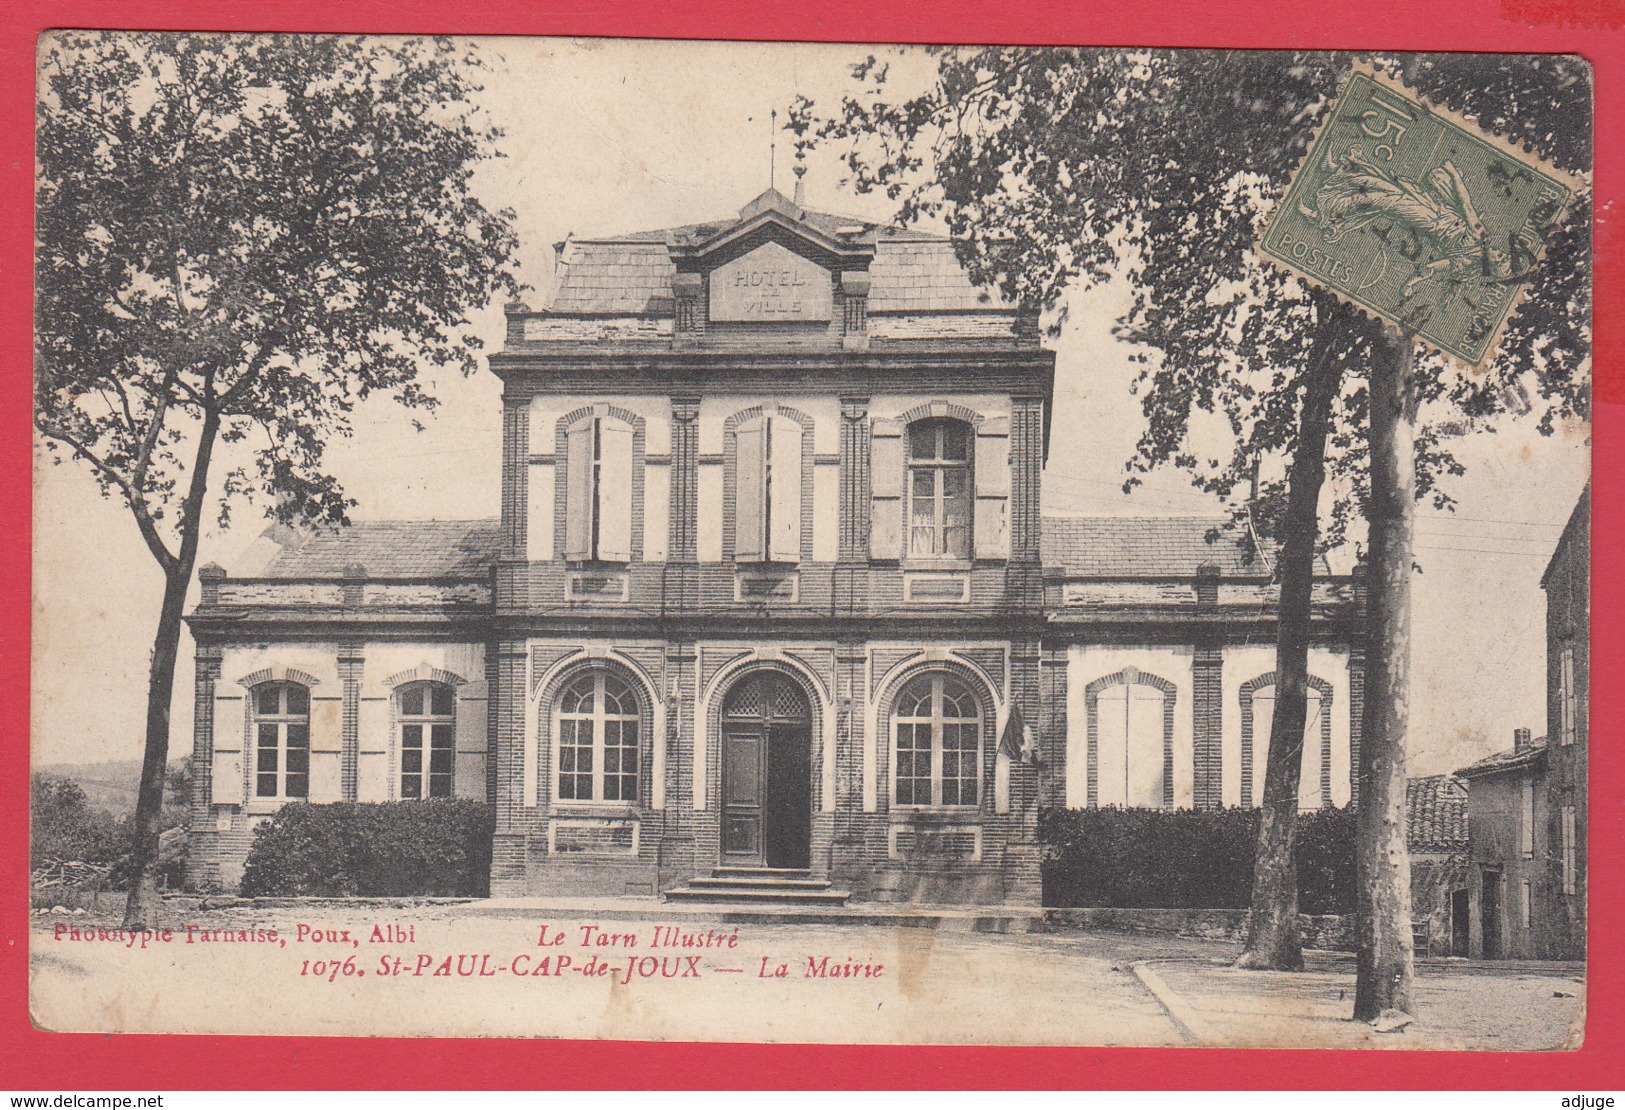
xmin=1514 ymin=727 xmax=1533 ymax=752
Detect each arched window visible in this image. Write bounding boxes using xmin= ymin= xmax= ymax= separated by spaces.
xmin=906 ymin=418 xmax=973 ymax=559
xmin=398 ymin=682 xmax=456 ymax=800
xmin=1087 ymin=670 xmax=1175 ymax=809
xmin=892 ymin=673 xmax=981 ymax=807
xmin=1241 ymin=675 xmax=1334 ymax=810
xmin=555 ymin=670 xmax=641 ymax=804
xmin=253 ymin=682 xmax=309 ymax=799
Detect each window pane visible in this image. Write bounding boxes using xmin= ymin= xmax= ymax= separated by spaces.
xmin=285 ymin=747 xmax=308 ymax=775
xmin=286 ymin=724 xmax=308 ymax=750
xmin=257 ymin=686 xmax=282 ymax=715
xmin=401 ymin=686 xmax=424 ymax=717
xmin=285 ymin=772 xmax=308 ymax=798
xmin=401 ymin=776 xmax=422 ymax=799
xmin=256 ymin=773 xmax=278 ymax=797
xmin=402 ymin=748 xmax=422 ymax=774
xmin=429 ymin=774 xmax=452 ymax=798
xmin=941 ymin=423 xmax=969 ymax=460
xmin=908 ymin=423 xmax=937 ymax=460
xmin=429 ymin=748 xmax=453 ymax=775
xmin=286 ymin=685 xmax=309 ymax=715
xmin=430 ymin=685 xmax=455 ymax=716
xmin=401 ymin=724 xmax=422 ymax=750
xmin=431 ymin=724 xmax=454 ymax=751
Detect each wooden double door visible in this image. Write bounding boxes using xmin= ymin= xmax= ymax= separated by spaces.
xmin=721 ymin=672 xmax=812 ymax=869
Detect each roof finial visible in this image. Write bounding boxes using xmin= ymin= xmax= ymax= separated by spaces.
xmin=793 ymin=151 xmax=807 ymax=208
xmin=770 ymin=109 xmax=777 ymax=192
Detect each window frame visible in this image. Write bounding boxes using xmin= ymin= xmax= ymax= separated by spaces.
xmin=397 ymin=681 xmax=457 ymax=801
xmin=252 ymin=681 xmax=311 ymax=801
xmin=904 ymin=418 xmax=974 ymax=562
xmin=1559 ymin=645 xmax=1577 ymax=745
xmin=552 ymin=669 xmax=643 ymax=807
xmin=890 ymin=672 xmax=983 ymax=810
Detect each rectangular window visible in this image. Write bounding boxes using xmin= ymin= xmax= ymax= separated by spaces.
xmin=254 ymin=684 xmax=310 ymax=799
xmin=1520 ymin=879 xmax=1532 ymax=929
xmin=735 ymin=414 xmax=802 ymax=563
xmin=558 ymin=718 xmax=593 ymax=801
xmin=564 ymin=416 xmax=635 ymax=563
xmin=1559 ymin=646 xmax=1577 ymax=745
xmin=1520 ymin=776 xmax=1535 ymax=858
xmin=1562 ymin=803 xmax=1578 ymax=896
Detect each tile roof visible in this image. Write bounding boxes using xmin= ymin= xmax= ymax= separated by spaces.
xmin=1041 ymin=515 xmax=1281 ymax=578
xmin=1406 ymin=774 xmax=1470 ymax=852
xmin=1455 ymin=739 xmax=1549 ymax=779
xmin=253 ymin=520 xmax=502 ymax=579
xmin=540 ymin=193 xmax=1014 ymax=318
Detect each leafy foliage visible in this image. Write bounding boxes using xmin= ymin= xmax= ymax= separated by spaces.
xmin=35 ymin=31 xmax=521 ymax=549
xmin=30 ymin=775 xmax=123 ymax=869
xmin=1040 ymin=805 xmax=1356 ymax=913
xmin=239 ymin=801 xmax=495 ymax=897
xmin=797 ymin=49 xmax=1590 ymax=549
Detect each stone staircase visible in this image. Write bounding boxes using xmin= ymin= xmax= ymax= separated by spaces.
xmin=661 ymin=867 xmax=852 ymax=906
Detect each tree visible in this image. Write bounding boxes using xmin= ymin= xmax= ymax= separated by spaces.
xmin=30 ymin=775 xmax=121 ymax=870
xmin=35 ymin=32 xmax=520 ymax=928
xmin=798 ymin=47 xmax=1588 ymax=1012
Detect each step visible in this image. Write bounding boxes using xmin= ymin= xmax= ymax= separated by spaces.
xmin=686 ymin=876 xmax=833 ymax=891
xmin=662 ymin=886 xmax=852 ymax=906
xmin=710 ymin=867 xmax=813 ymax=880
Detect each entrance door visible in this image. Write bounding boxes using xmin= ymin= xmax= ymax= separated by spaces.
xmin=1481 ymin=868 xmax=1503 ymax=959
xmin=1451 ymin=889 xmax=1470 ymax=957
xmin=721 ymin=672 xmax=812 ymax=868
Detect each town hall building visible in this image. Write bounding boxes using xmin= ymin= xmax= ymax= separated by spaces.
xmin=185 ymin=185 xmax=1365 ymax=905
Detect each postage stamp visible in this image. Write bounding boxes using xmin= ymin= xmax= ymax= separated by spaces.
xmin=1258 ymin=63 xmax=1582 ymax=367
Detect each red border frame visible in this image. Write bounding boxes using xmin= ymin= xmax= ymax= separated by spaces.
xmin=3 ymin=0 xmax=1621 ymax=1090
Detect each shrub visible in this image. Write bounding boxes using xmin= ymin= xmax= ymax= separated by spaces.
xmin=1039 ymin=805 xmax=1356 ymax=912
xmin=239 ymin=800 xmax=494 ymax=898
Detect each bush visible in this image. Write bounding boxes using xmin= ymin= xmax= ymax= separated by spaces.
xmin=239 ymin=800 xmax=494 ymax=898
xmin=1039 ymin=805 xmax=1356 ymax=912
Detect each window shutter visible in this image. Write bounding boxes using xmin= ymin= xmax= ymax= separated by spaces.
xmin=210 ymin=750 xmax=243 ymax=804
xmin=870 ymin=420 xmax=904 ymax=559
xmin=735 ymin=419 xmax=766 ymax=561
xmin=597 ymin=420 xmax=635 ymax=562
xmin=563 ymin=419 xmax=595 ymax=560
xmin=974 ymin=424 xmax=1010 ymax=559
xmin=768 ymin=415 xmax=803 ymax=561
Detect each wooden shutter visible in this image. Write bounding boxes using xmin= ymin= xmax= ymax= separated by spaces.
xmin=768 ymin=415 xmax=803 ymax=561
xmin=563 ymin=419 xmax=595 ymax=560
xmin=869 ymin=419 xmax=904 ymax=559
xmin=735 ymin=419 xmax=766 ymax=561
xmin=597 ymin=420 xmax=635 ymax=562
xmin=210 ymin=750 xmax=243 ymax=804
xmin=974 ymin=422 xmax=1010 ymax=559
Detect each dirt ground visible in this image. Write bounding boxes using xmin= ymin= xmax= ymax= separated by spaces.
xmin=28 ymin=899 xmax=1584 ymax=1049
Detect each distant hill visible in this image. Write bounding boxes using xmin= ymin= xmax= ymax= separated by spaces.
xmin=32 ymin=759 xmax=186 ymax=816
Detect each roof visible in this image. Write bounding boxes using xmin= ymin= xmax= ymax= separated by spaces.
xmin=1455 ymin=739 xmax=1549 ymax=779
xmin=251 ymin=520 xmax=503 ymax=579
xmin=1041 ymin=515 xmax=1283 ymax=578
xmin=542 ymin=189 xmax=1013 ymax=317
xmin=1541 ymin=481 xmax=1590 ymax=589
xmin=1406 ymin=774 xmax=1470 ymax=852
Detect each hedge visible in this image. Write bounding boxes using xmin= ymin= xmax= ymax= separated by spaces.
xmin=1039 ymin=805 xmax=1356 ymax=913
xmin=239 ymin=800 xmax=494 ymax=898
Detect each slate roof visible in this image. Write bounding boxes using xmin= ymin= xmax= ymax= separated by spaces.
xmin=255 ymin=520 xmax=503 ymax=578
xmin=1041 ymin=515 xmax=1285 ymax=578
xmin=1455 ymin=739 xmax=1549 ymax=779
xmin=1406 ymin=774 xmax=1470 ymax=852
xmin=541 ymin=191 xmax=1014 ymax=318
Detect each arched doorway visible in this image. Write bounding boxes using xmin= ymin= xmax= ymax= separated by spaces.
xmin=721 ymin=671 xmax=812 ymax=869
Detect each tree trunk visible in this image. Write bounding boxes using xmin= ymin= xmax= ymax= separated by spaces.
xmin=1236 ymin=331 xmax=1344 ymax=971
xmin=1353 ymin=328 xmax=1417 ymax=1023
xmin=123 ymin=407 xmax=219 ymax=929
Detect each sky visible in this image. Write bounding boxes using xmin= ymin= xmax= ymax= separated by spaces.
xmin=30 ymin=38 xmax=1590 ymax=777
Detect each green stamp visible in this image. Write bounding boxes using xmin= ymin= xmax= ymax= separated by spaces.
xmin=1259 ymin=64 xmax=1580 ymax=367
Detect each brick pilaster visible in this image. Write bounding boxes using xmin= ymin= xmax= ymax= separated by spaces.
xmin=1192 ymin=645 xmax=1224 ymax=809
xmin=491 ymin=639 xmax=530 ymax=895
xmin=186 ymin=644 xmax=222 ymax=891
xmin=339 ymin=641 xmax=363 ymax=802
xmin=500 ymin=394 xmax=530 ymax=561
xmin=1010 ymin=396 xmax=1045 ymax=564
xmin=1040 ymin=645 xmax=1069 ymax=807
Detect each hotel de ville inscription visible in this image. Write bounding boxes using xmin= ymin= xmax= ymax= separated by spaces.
xmin=708 ymin=241 xmax=834 ymax=322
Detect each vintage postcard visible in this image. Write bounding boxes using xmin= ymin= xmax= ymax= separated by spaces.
xmin=30 ymin=36 xmax=1590 ymax=1048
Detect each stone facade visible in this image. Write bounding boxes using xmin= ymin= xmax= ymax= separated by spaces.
xmin=186 ymin=187 xmax=1362 ymax=904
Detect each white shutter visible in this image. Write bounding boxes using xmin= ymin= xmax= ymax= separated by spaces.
xmin=870 ymin=420 xmax=904 ymax=559
xmin=1126 ymin=687 xmax=1165 ymax=808
xmin=597 ymin=421 xmax=635 ymax=562
xmin=769 ymin=415 xmax=803 ymax=561
xmin=211 ymin=750 xmax=243 ymax=804
xmin=735 ymin=419 xmax=766 ymax=561
xmin=563 ymin=419 xmax=595 ymax=561
xmin=974 ymin=425 xmax=1010 ymax=559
